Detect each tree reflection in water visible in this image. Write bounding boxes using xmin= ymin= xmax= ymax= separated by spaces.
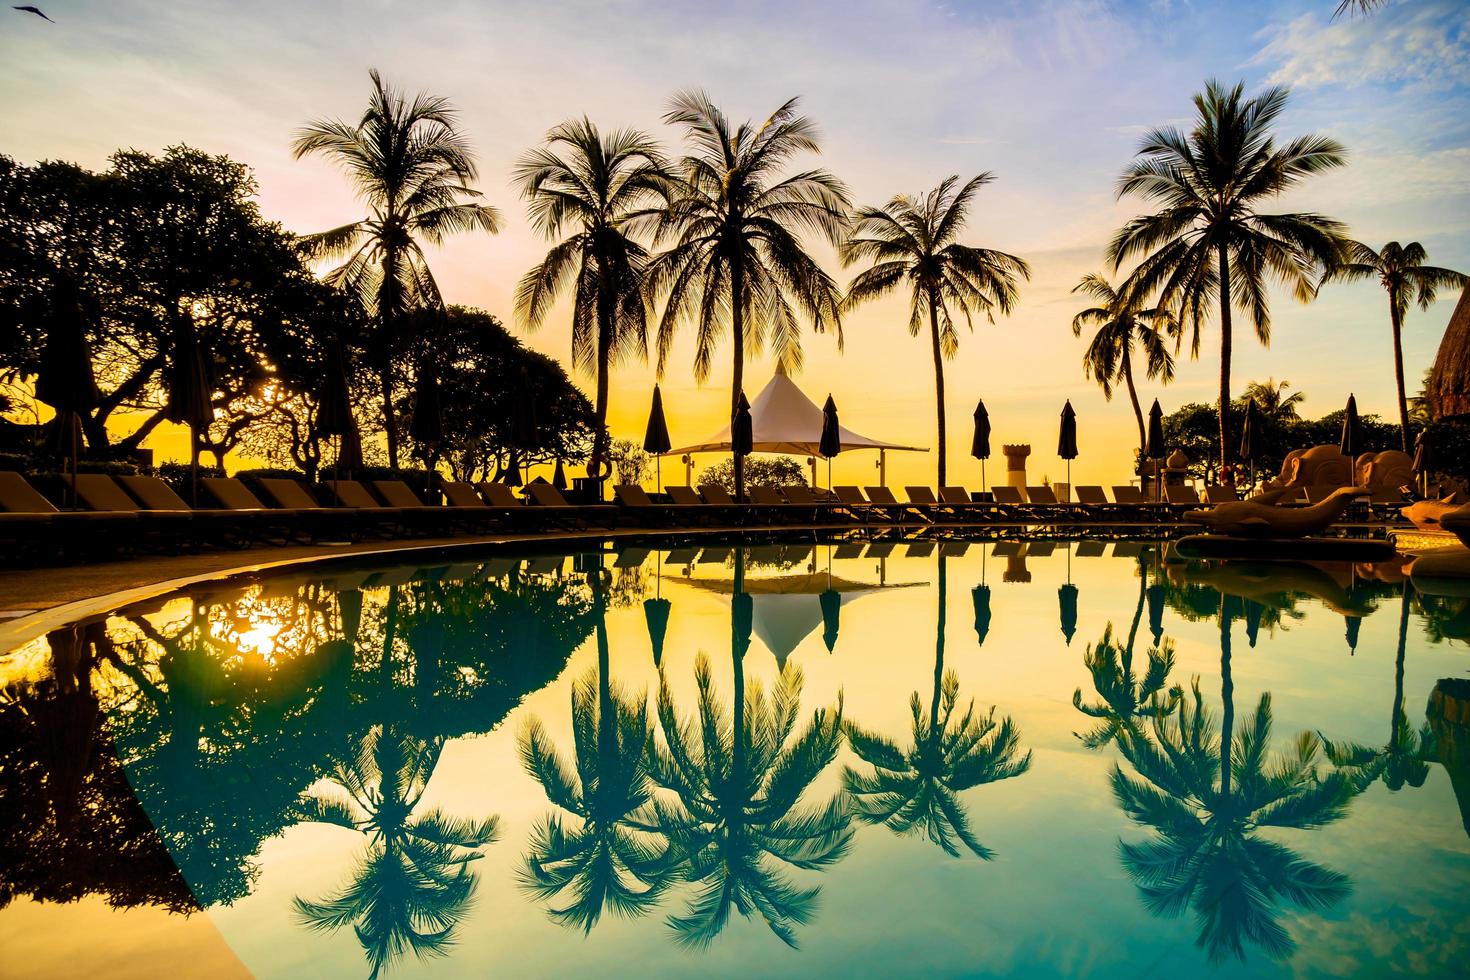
xmin=293 ymin=726 xmax=499 ymax=979
xmin=518 ymin=573 xmax=677 ymax=931
xmin=1078 ymin=594 xmax=1362 ymax=964
xmin=843 ymin=553 xmax=1031 ymax=857
xmin=637 ymin=549 xmax=852 ymax=948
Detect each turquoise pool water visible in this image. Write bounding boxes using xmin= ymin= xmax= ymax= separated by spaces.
xmin=2 ymin=537 xmax=1467 ymax=978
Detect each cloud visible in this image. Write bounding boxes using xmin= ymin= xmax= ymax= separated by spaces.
xmin=1252 ymin=0 xmax=1470 ymax=91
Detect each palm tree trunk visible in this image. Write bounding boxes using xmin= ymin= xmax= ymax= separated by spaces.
xmin=379 ymin=362 xmax=400 ymax=471
xmin=1217 ymin=245 xmax=1234 ymax=472
xmin=379 ymin=244 xmax=403 ymax=471
xmin=592 ymin=302 xmax=613 ymax=501
xmin=928 ymin=294 xmax=947 ymax=487
xmin=1121 ymin=346 xmax=1145 ymax=459
xmin=732 ymin=550 xmax=746 ymax=784
xmin=1391 ymin=587 xmax=1410 ymax=748
xmin=731 ymin=262 xmax=746 ymax=502
xmin=931 ymin=554 xmax=947 ymax=725
xmin=1389 ymin=297 xmax=1410 ymax=452
xmin=1124 ymin=565 xmax=1146 ymax=674
xmin=595 ymin=583 xmax=614 ymax=770
xmin=1219 ymin=595 xmax=1234 ymax=799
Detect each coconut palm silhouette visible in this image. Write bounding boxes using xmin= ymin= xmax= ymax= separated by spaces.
xmin=293 ymin=726 xmax=499 ymax=978
xmin=636 ymin=549 xmax=851 ymax=948
xmin=843 ymin=553 xmax=1032 ymax=857
xmin=518 ymin=576 xmax=678 ymax=931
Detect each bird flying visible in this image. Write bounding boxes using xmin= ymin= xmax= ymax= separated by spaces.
xmin=13 ymin=5 xmax=54 ymax=21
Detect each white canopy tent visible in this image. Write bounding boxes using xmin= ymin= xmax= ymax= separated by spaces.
xmin=666 ymin=363 xmax=927 ymax=458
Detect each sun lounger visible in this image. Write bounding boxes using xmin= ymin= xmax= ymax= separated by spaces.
xmin=905 ymin=540 xmax=936 ymax=557
xmin=0 ymin=470 xmax=140 ymax=559
xmin=866 ymin=486 xmax=930 ymax=524
xmin=1111 ymin=541 xmax=1144 ymax=558
xmin=1025 ymin=486 xmax=1058 ymax=505
xmin=939 ymin=540 xmax=970 ymax=556
xmin=117 ymin=475 xmax=277 ymax=545
xmin=832 ymin=543 xmax=864 ymax=559
xmin=64 ymin=474 xmax=195 ymax=546
xmin=1111 ymin=486 xmax=1148 ymax=505
xmin=441 ymin=482 xmax=488 ymax=507
xmin=1204 ymin=485 xmax=1238 ymax=504
xmin=865 ymin=541 xmax=896 ymax=559
xmin=990 ymin=541 xmax=1022 ymax=557
xmin=664 ymin=546 xmax=699 ymax=565
xmin=1164 ymin=485 xmax=1201 ymax=506
xmin=1027 ymin=541 xmax=1056 ymax=557
xmin=1075 ymin=540 xmax=1107 ymax=557
xmin=782 ymin=484 xmax=854 ymax=523
xmin=524 ymin=554 xmax=565 ymax=575
xmin=372 ymin=480 xmax=427 ymax=507
xmin=1074 ymin=485 xmax=1108 ymax=506
xmin=613 ymin=546 xmax=650 ymax=569
xmin=526 ymin=482 xmax=614 ymax=530
xmin=615 ymin=484 xmax=697 ymax=527
xmin=991 ymin=486 xmax=1025 ymax=505
xmin=697 ymin=546 xmax=731 ymax=564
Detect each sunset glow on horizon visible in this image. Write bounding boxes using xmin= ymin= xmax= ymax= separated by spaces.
xmin=3 ymin=0 xmax=1466 ymax=488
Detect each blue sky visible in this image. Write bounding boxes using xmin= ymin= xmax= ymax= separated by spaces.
xmin=2 ymin=0 xmax=1467 ymax=484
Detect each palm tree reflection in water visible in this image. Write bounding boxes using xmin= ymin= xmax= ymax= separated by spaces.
xmin=1078 ymin=594 xmax=1361 ymax=963
xmin=518 ymin=573 xmax=678 ymax=931
xmin=292 ymin=726 xmax=500 ymax=978
xmin=638 ymin=549 xmax=852 ymax=948
xmin=843 ymin=554 xmax=1032 ymax=857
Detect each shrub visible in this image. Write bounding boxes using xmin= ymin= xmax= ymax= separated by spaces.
xmin=697 ymin=456 xmax=808 ymax=493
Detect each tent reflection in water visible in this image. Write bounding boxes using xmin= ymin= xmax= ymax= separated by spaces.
xmin=667 ymin=364 xmax=925 ymax=482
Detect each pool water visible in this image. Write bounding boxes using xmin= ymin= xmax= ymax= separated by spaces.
xmin=2 ymin=537 xmax=1467 ymax=978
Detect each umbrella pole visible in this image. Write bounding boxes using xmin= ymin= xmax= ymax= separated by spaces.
xmin=827 ymin=456 xmax=832 ymax=490
xmin=981 ymin=459 xmax=986 ymax=495
xmin=190 ymin=423 xmax=200 ymax=508
xmin=656 ymin=455 xmax=661 ymax=494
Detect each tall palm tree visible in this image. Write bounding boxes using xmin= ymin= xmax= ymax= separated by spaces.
xmin=293 ymin=726 xmax=500 ymax=979
xmin=842 ymin=175 xmax=1029 ymax=484
xmin=651 ymin=91 xmax=850 ymax=500
xmin=1109 ymin=79 xmax=1347 ymax=469
xmin=1071 ymin=273 xmax=1177 ymax=457
xmin=843 ymin=554 xmax=1031 ymax=856
xmin=1333 ymin=0 xmax=1387 ymax=19
xmin=517 ymin=578 xmax=677 ymax=932
xmin=1321 ymin=241 xmax=1468 ymax=449
xmin=514 ymin=119 xmax=669 ymax=486
xmin=293 ymin=69 xmax=502 ymax=468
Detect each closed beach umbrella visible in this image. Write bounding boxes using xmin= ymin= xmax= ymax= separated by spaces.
xmin=644 ymin=385 xmax=672 ymax=491
xmin=316 ymin=341 xmax=361 ymax=479
xmin=1412 ymin=429 xmax=1430 ymax=495
xmin=820 ymin=588 xmax=841 ymax=652
xmin=1058 ymin=583 xmax=1078 ymax=645
xmin=972 ymin=400 xmax=991 ymax=490
xmin=164 ymin=318 xmax=214 ymax=505
xmin=1345 ymin=614 xmax=1362 ymax=653
xmin=1244 ymin=598 xmax=1263 ymax=648
xmin=1147 ymin=581 xmax=1165 ymax=645
xmin=820 ymin=395 xmax=841 ymax=488
xmin=503 ymin=454 xmax=523 ymax=487
xmin=552 ymin=458 xmax=568 ymax=490
xmin=972 ymin=583 xmax=991 ymax=647
xmin=732 ymin=392 xmax=753 ymax=498
xmin=1146 ymin=399 xmax=1166 ymax=502
xmin=732 ymin=591 xmax=753 ymax=659
xmin=643 ymin=597 xmax=671 ymax=666
xmin=1340 ymin=394 xmax=1363 ymax=459
xmin=1058 ymin=400 xmax=1078 ymax=498
xmin=1239 ymin=398 xmax=1260 ymax=464
xmin=408 ymin=364 xmax=444 ymax=458
xmin=36 ymin=277 xmax=100 ymax=507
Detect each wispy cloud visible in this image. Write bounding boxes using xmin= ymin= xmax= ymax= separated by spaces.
xmin=1252 ymin=0 xmax=1470 ymax=91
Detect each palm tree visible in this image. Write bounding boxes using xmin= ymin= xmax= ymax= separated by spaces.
xmin=293 ymin=69 xmax=502 ymax=468
xmin=517 ymin=578 xmax=677 ymax=932
xmin=1071 ymin=273 xmax=1177 ymax=457
xmin=1109 ymin=79 xmax=1347 ymax=469
xmin=844 ymin=554 xmax=1032 ymax=856
xmin=1333 ymin=0 xmax=1387 ymax=19
xmin=514 ymin=119 xmax=669 ymax=486
xmin=293 ymin=726 xmax=500 ymax=979
xmin=1241 ymin=378 xmax=1305 ymax=424
xmin=1319 ymin=589 xmax=1435 ymax=793
xmin=1111 ymin=682 xmax=1358 ymax=963
xmin=1321 ymin=241 xmax=1468 ymax=449
xmin=842 ymin=175 xmax=1029 ymax=484
xmin=651 ymin=91 xmax=850 ymax=500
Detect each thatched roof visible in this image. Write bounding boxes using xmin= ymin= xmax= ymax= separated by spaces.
xmin=1426 ymin=284 xmax=1470 ymax=420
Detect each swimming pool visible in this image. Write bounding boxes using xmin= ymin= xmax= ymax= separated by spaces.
xmin=2 ymin=536 xmax=1466 ymax=978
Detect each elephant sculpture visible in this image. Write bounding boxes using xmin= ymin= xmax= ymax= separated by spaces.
xmin=1355 ymin=450 xmax=1414 ymax=490
xmin=1265 ymin=445 xmax=1353 ymax=491
xmin=1185 ymin=486 xmax=1368 ymax=538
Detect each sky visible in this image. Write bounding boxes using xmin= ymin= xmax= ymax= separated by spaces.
xmin=2 ymin=0 xmax=1468 ymax=488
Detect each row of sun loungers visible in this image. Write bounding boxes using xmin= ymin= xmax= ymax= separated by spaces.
xmin=1 ymin=468 xmax=1409 ymax=564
